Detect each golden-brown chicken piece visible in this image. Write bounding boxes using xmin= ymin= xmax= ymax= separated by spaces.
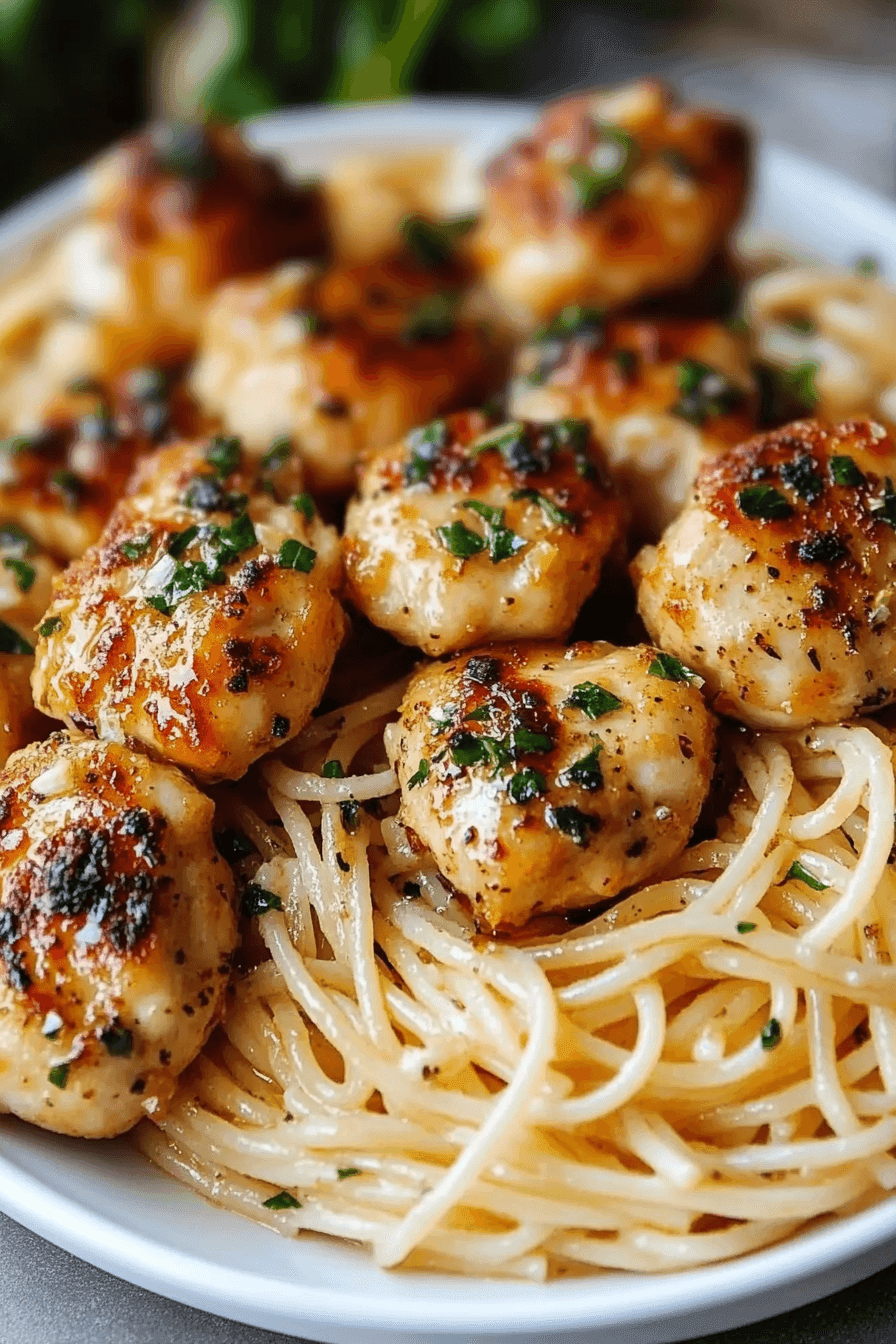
xmin=0 ymin=372 xmax=203 ymax=562
xmin=57 ymin=121 xmax=326 ymax=374
xmin=0 ymin=526 xmax=59 ymax=766
xmin=0 ymin=732 xmax=236 ymax=1137
xmin=634 ymin=419 xmax=896 ymax=730
xmin=343 ymin=411 xmax=624 ymax=654
xmin=509 ymin=312 xmax=756 ymax=539
xmin=32 ymin=436 xmax=346 ymax=781
xmin=190 ymin=258 xmax=498 ymax=493
xmin=470 ymin=80 xmax=749 ymax=331
xmin=389 ymin=641 xmax=716 ymax=928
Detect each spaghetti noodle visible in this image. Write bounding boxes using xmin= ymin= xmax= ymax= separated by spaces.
xmin=138 ymin=685 xmax=896 ymax=1279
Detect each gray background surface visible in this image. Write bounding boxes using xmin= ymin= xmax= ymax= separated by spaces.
xmin=3 ymin=29 xmax=896 ymax=1344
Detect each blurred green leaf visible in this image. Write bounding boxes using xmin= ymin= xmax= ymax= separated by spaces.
xmin=455 ymin=0 xmax=537 ymax=53
xmin=0 ymin=0 xmax=40 ymax=51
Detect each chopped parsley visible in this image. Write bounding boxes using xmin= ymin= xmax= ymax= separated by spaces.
xmin=408 ymin=759 xmax=430 ymax=788
xmin=508 ymin=767 xmax=547 ymax=804
xmin=510 ymin=726 xmax=553 ymax=755
xmin=533 ymin=306 xmax=604 ymax=344
xmin=0 ymin=522 xmax=34 ymax=555
xmin=214 ymin=827 xmax=255 ymax=862
xmin=873 ymin=478 xmax=896 ymax=529
xmin=830 ymin=455 xmax=865 ymax=488
xmin=400 ymin=213 xmax=474 ymax=268
xmin=470 ymin=422 xmax=546 ymax=476
xmin=462 ymin=500 xmax=526 ymax=563
xmin=796 ymin=532 xmax=847 ymax=566
xmin=2 ymin=556 xmax=34 ymax=592
xmin=262 ymin=1190 xmax=301 ymax=1210
xmin=672 ymin=360 xmax=745 ymax=424
xmin=402 ymin=292 xmax=456 ymax=343
xmin=647 ymin=652 xmax=699 ymax=683
xmin=205 ymin=434 xmax=242 ymax=477
xmin=120 ymin=534 xmax=153 ymax=561
xmin=337 ymin=1167 xmax=361 ymax=1180
xmin=567 ymin=127 xmax=638 ymax=211
xmin=760 ymin=1018 xmax=782 ymax=1051
xmin=167 ymin=524 xmax=200 ymax=558
xmin=465 ymin=705 xmax=491 ymax=722
xmin=278 ymin=539 xmax=316 ymax=572
xmin=737 ymin=922 xmax=757 ymax=934
xmin=291 ymin=492 xmax=316 ymax=521
xmin=436 ymin=520 xmax=486 ymax=559
xmin=321 ymin=760 xmax=344 ymax=779
xmin=736 ymin=484 xmax=794 ymax=521
xmin=511 ymin=488 xmax=576 ymax=529
xmin=449 ymin=732 xmax=491 ymax=768
xmin=785 ymin=860 xmax=828 ymax=891
xmin=241 ymin=884 xmax=283 ymax=917
xmin=546 ymin=804 xmax=600 ymax=847
xmin=51 ymin=469 xmax=84 ymax=511
xmin=38 ymin=616 xmax=62 ymax=638
xmin=855 ymin=255 xmax=880 ymax=277
xmin=780 ymin=453 xmax=824 ymax=502
xmin=48 ymin=1063 xmax=69 ymax=1089
xmin=466 ymin=655 xmax=500 ymax=685
xmin=146 ymin=559 xmax=224 ymax=615
xmin=783 ymin=361 xmax=819 ymax=410
xmin=558 ymin=743 xmax=604 ymax=791
xmin=565 ymin=681 xmax=622 ymax=720
xmin=0 ymin=619 xmax=32 ymax=655
xmin=405 ymin=419 xmax=448 ymax=484
xmin=261 ymin=437 xmax=290 ymax=476
xmin=101 ymin=1025 xmax=133 ymax=1057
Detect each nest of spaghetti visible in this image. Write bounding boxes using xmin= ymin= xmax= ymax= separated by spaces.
xmin=138 ymin=683 xmax=896 ymax=1280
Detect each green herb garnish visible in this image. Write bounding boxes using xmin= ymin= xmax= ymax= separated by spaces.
xmin=400 ymin=213 xmax=474 ymax=268
xmin=2 ymin=556 xmax=34 ymax=592
xmin=558 ymin=743 xmax=604 ymax=791
xmin=780 ymin=453 xmax=824 ymax=502
xmin=0 ymin=523 xmax=34 ymax=555
xmin=205 ymin=434 xmax=242 ymax=477
xmin=404 ymin=419 xmax=449 ymax=484
xmin=436 ymin=520 xmax=486 ymax=559
xmin=830 ymin=455 xmax=865 ymax=488
xmin=51 ymin=469 xmax=83 ymax=510
xmin=262 ymin=1190 xmax=301 ymax=1210
xmin=337 ymin=1167 xmax=361 ymax=1180
xmin=672 ymin=360 xmax=745 ymax=424
xmin=38 ymin=616 xmax=62 ymax=638
xmin=647 ymin=652 xmax=699 ymax=683
xmin=736 ymin=484 xmax=794 ymax=521
xmin=785 ymin=860 xmax=828 ymax=891
xmin=0 ymin=619 xmax=32 ymax=655
xmin=761 ymin=1018 xmax=782 ymax=1051
xmin=508 ymin=768 xmax=547 ymax=804
xmin=565 ymin=681 xmax=622 ymax=720
xmin=796 ymin=532 xmax=847 ymax=566
xmin=408 ymin=759 xmax=430 ymax=789
xmin=120 ymin=534 xmax=153 ymax=561
xmin=547 ymin=804 xmax=600 ymax=847
xmin=462 ymin=500 xmax=526 ymax=563
xmin=402 ymin=292 xmax=456 ymax=344
xmin=167 ymin=524 xmax=200 ymax=558
xmin=242 ymin=884 xmax=283 ymax=917
xmin=856 ymin=255 xmax=880 ymax=277
xmin=48 ymin=1063 xmax=69 ymax=1089
xmin=291 ymin=493 xmax=316 ymax=521
xmin=101 ymin=1025 xmax=133 ymax=1057
xmin=737 ymin=922 xmax=757 ymax=933
xmin=510 ymin=488 xmax=576 ymax=529
xmin=322 ymin=760 xmax=344 ymax=779
xmin=278 ymin=539 xmax=316 ymax=572
xmin=261 ymin=437 xmax=290 ymax=476
xmin=567 ymin=127 xmax=638 ymax=211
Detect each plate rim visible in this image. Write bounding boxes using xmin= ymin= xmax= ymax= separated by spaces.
xmin=2 ymin=95 xmax=896 ymax=1340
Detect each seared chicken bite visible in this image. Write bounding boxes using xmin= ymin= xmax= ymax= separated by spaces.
xmin=190 ymin=258 xmax=497 ymax=493
xmin=56 ymin=121 xmax=326 ymax=375
xmin=633 ymin=419 xmax=896 ymax=729
xmin=0 ymin=527 xmax=59 ymax=766
xmin=470 ymin=80 xmax=749 ymax=331
xmin=343 ymin=411 xmax=624 ymax=654
xmin=0 ymin=371 xmax=201 ymax=561
xmin=389 ymin=641 xmax=715 ymax=928
xmin=32 ymin=436 xmax=346 ymax=781
xmin=509 ymin=311 xmax=756 ymax=538
xmin=0 ymin=732 xmax=236 ymax=1138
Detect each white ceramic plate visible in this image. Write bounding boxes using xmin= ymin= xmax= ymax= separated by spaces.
xmin=2 ymin=99 xmax=896 ymax=1344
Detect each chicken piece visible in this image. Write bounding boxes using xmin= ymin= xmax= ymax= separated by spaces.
xmin=389 ymin=640 xmax=715 ymax=928
xmin=0 ymin=527 xmax=60 ymax=766
xmin=0 ymin=654 xmax=45 ymax=768
xmin=509 ymin=312 xmax=756 ymax=539
xmin=0 ymin=124 xmax=325 ymax=433
xmin=0 ymin=371 xmax=202 ymax=561
xmin=633 ymin=419 xmax=896 ymax=730
xmin=56 ymin=121 xmax=326 ymax=375
xmin=343 ymin=411 xmax=624 ymax=654
xmin=190 ymin=258 xmax=498 ymax=494
xmin=323 ymin=148 xmax=461 ymax=264
xmin=746 ymin=265 xmax=896 ymax=428
xmin=32 ymin=436 xmax=347 ymax=782
xmin=470 ymin=80 xmax=749 ymax=332
xmin=0 ymin=731 xmax=236 ymax=1137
